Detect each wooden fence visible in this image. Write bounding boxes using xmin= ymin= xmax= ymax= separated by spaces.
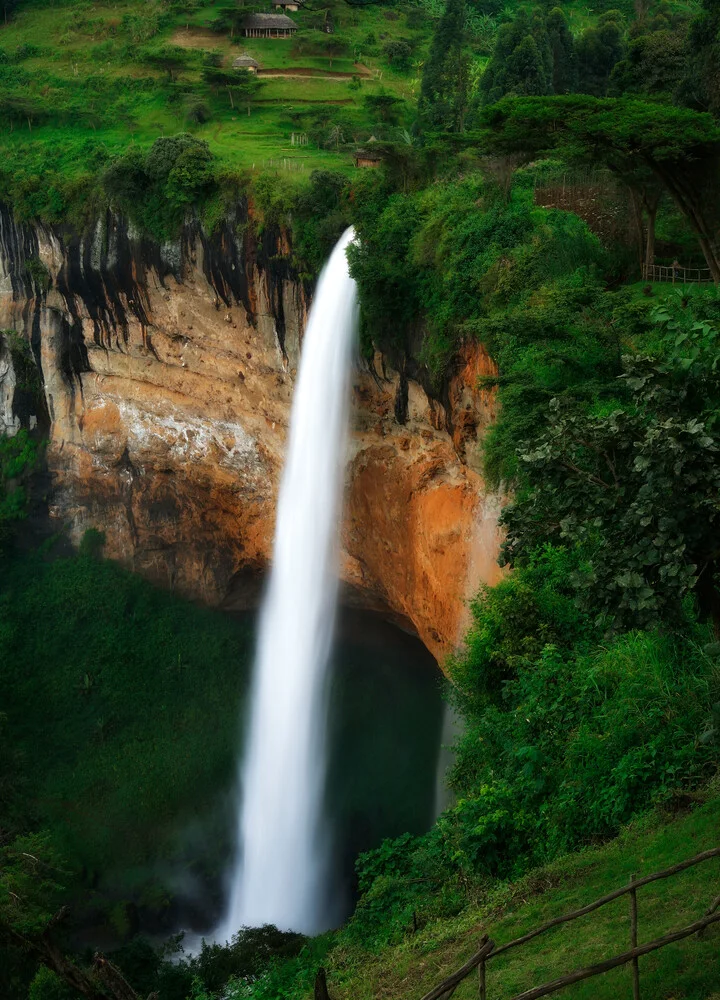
xmin=411 ymin=846 xmax=720 ymax=1000
xmin=263 ymin=157 xmax=309 ymax=172
xmin=642 ymin=262 xmax=714 ymax=284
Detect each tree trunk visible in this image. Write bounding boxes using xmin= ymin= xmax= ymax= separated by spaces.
xmin=629 ymin=188 xmax=645 ymax=273
xmin=644 ymin=199 xmax=658 ymax=271
xmin=4 ymin=914 xmax=146 ymax=1000
xmin=699 ymin=236 xmax=720 ymax=283
xmin=314 ymin=967 xmax=331 ymax=1000
xmin=650 ymin=161 xmax=720 ymax=283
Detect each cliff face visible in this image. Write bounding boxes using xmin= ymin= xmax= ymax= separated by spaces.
xmin=0 ymin=203 xmax=502 ymax=664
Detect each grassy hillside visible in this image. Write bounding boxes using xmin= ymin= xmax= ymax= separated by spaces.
xmin=0 ymin=0 xmax=698 ymax=227
xmin=0 ymin=0 xmax=434 ymax=222
xmin=317 ymin=787 xmax=720 ymax=1000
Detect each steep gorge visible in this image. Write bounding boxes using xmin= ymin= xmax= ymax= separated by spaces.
xmin=0 ymin=203 xmax=502 ymax=663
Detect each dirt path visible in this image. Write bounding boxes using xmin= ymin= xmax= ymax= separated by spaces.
xmin=257 ymin=64 xmax=372 ymax=79
xmin=253 ymin=97 xmax=354 ymax=105
xmin=171 ymin=28 xmax=226 ymax=48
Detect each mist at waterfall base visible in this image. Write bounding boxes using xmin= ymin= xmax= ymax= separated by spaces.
xmin=216 ymin=228 xmax=358 ymax=940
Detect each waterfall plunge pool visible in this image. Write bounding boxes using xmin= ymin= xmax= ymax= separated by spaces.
xmin=168 ymin=606 xmax=446 ymax=940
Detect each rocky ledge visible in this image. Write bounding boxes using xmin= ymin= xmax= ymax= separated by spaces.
xmin=0 ymin=202 xmax=502 ymax=664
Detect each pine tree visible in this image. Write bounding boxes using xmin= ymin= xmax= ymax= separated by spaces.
xmin=576 ymin=12 xmax=625 ymax=96
xmin=479 ymin=11 xmax=553 ymax=105
xmin=505 ymin=36 xmax=551 ymax=96
xmin=681 ymin=0 xmax=720 ymax=116
xmin=418 ymin=0 xmax=469 ymax=133
xmin=546 ymin=7 xmax=578 ymax=94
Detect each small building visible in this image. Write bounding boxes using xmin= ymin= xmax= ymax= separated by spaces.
xmin=242 ymin=13 xmax=297 ymax=38
xmin=233 ymin=53 xmax=260 ymax=73
xmin=272 ymin=0 xmax=299 ymax=11
xmin=354 ymin=148 xmax=384 ymax=168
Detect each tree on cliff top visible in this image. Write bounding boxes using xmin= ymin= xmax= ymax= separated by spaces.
xmin=479 ymin=96 xmax=720 ymax=280
xmin=417 ymin=0 xmax=469 ymax=134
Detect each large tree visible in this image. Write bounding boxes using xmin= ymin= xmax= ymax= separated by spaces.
xmin=417 ymin=0 xmax=469 ymax=134
xmin=480 ymin=95 xmax=720 ymax=280
xmin=576 ymin=12 xmax=626 ymax=97
xmin=681 ymin=0 xmax=720 ymax=117
xmin=479 ymin=10 xmax=553 ymax=105
xmin=546 ymin=7 xmax=577 ymax=96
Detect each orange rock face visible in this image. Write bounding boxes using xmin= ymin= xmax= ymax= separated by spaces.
xmin=0 ymin=211 xmax=503 ymax=665
xmin=343 ymin=351 xmax=503 ymax=664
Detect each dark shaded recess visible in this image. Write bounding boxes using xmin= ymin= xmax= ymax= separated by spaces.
xmin=59 ymin=314 xmax=91 ymax=394
xmin=0 ymin=202 xmax=39 ymax=300
xmin=406 ymin=323 xmax=458 ymax=433
xmin=325 ymin=607 xmax=444 ymax=923
xmin=370 ymin=331 xmax=454 ymax=433
xmin=191 ymin=201 xmax=253 ymax=315
xmin=7 ymin=301 xmax=51 ymax=433
xmin=257 ymin=224 xmax=295 ymax=356
xmin=221 ymin=564 xmax=267 ymax=612
xmin=10 ymin=307 xmax=55 ymax=552
xmin=55 ymin=211 xmax=160 ymax=348
xmin=147 ymin=492 xmax=181 ymax=526
xmin=394 ymin=363 xmax=409 ymax=425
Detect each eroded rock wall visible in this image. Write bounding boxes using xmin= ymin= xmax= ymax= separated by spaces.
xmin=0 ymin=203 xmax=502 ymax=664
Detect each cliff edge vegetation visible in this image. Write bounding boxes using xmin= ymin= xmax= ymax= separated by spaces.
xmin=1 ymin=0 xmax=720 ymax=998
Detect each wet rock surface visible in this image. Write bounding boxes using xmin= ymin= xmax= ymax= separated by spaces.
xmin=0 ymin=204 xmax=502 ymax=663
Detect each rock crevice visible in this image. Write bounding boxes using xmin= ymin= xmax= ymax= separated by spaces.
xmin=0 ymin=206 xmax=502 ymax=663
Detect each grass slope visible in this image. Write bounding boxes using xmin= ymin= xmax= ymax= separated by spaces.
xmin=0 ymin=0 xmax=430 ymax=218
xmin=323 ymin=789 xmax=720 ymax=1000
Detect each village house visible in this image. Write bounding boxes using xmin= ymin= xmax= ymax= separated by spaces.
xmin=354 ymin=146 xmax=384 ymax=168
xmin=272 ymin=0 xmax=300 ymax=11
xmin=242 ymin=12 xmax=297 ymax=38
xmin=232 ymin=52 xmax=260 ymax=73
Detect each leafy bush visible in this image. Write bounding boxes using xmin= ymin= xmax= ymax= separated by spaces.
xmin=104 ymin=134 xmax=216 ymax=240
xmin=447 ymin=568 xmax=720 ymax=876
xmin=500 ymin=298 xmax=720 ymax=628
xmin=0 ymin=428 xmax=37 ymax=541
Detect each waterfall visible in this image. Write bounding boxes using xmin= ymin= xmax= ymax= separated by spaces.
xmin=218 ymin=227 xmax=358 ymax=938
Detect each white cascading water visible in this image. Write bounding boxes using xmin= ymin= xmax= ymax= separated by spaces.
xmin=218 ymin=227 xmax=358 ymax=939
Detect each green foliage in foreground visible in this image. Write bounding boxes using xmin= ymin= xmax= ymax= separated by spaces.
xmin=500 ymin=299 xmax=720 ymax=630
xmin=0 ymin=548 xmax=253 ymax=887
xmin=272 ymin=791 xmax=720 ymax=1000
xmin=0 ymin=429 xmax=37 ymax=541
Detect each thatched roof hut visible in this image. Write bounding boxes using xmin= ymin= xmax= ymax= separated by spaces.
xmin=242 ymin=13 xmax=297 ymax=37
xmin=233 ymin=53 xmax=260 ymax=72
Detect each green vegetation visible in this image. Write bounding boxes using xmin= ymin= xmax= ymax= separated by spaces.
xmin=3 ymin=0 xmax=720 ymax=998
xmin=270 ymin=789 xmax=720 ymax=1000
xmin=0 ymin=429 xmax=37 ymax=541
xmin=0 ymin=0 xmax=437 ymax=230
xmin=0 ymin=547 xmax=254 ymax=886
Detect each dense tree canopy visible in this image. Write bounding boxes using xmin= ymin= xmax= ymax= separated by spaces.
xmin=417 ymin=0 xmax=469 ymax=133
xmin=479 ymin=96 xmax=720 ymax=278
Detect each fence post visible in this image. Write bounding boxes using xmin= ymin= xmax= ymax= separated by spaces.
xmin=630 ymin=874 xmax=640 ymax=1000
xmin=478 ymin=955 xmax=486 ymax=1000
